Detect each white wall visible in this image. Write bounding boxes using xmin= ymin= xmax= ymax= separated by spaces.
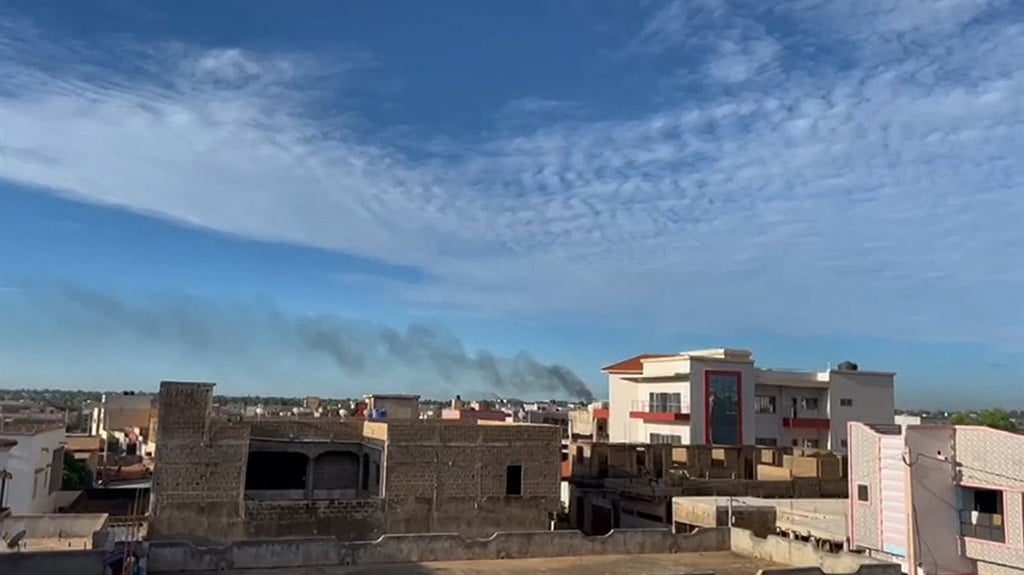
xmin=0 ymin=428 xmax=66 ymax=514
xmin=828 ymin=371 xmax=895 ymax=453
xmin=607 ymin=374 xmax=634 ymax=443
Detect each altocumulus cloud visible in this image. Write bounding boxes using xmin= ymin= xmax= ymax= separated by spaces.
xmin=0 ymin=1 xmax=1022 ymax=353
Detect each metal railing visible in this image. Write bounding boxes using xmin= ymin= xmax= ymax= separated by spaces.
xmin=630 ymin=400 xmax=689 ymax=414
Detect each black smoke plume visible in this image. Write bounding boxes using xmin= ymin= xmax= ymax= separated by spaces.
xmin=38 ymin=284 xmax=596 ymax=402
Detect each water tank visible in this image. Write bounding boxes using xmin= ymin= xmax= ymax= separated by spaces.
xmin=837 ymin=361 xmax=859 ymax=371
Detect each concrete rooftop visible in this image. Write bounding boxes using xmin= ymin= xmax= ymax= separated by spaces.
xmin=163 ymin=552 xmax=780 ymax=574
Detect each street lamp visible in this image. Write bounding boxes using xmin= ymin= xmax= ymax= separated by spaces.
xmin=0 ymin=438 xmax=17 ymax=512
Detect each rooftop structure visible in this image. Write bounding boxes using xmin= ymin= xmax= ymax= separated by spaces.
xmin=150 ymin=381 xmax=561 ymax=544
xmin=848 ymin=422 xmax=1024 ymax=575
xmin=604 ymin=348 xmax=895 ymax=452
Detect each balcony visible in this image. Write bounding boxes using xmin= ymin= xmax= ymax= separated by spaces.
xmin=629 ymin=400 xmax=690 ymax=423
xmin=783 ymin=417 xmax=830 ymax=429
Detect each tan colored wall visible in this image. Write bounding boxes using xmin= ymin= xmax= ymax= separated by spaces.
xmin=149 ymin=382 xmax=249 ymax=543
xmin=382 ymin=421 xmax=562 ymax=536
xmin=730 ymin=527 xmax=898 ymax=574
xmin=145 ymin=527 xmax=731 ymax=572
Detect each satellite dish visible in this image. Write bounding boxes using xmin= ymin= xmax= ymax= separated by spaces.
xmin=6 ymin=529 xmax=27 ymax=550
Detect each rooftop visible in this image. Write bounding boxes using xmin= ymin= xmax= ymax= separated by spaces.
xmin=203 ymin=552 xmax=780 ymax=575
xmin=0 ymin=420 xmax=65 ymax=436
xmin=601 ymin=353 xmax=672 ymax=373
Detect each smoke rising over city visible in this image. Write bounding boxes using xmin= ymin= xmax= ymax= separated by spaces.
xmin=2 ymin=283 xmax=595 ymax=402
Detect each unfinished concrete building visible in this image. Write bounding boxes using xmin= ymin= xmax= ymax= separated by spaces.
xmin=564 ymin=441 xmax=848 ymax=535
xmin=149 ymin=382 xmax=561 ymax=543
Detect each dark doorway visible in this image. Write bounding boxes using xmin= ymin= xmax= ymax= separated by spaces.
xmin=245 ymin=451 xmax=308 ymax=490
xmin=313 ymin=451 xmax=360 ymax=490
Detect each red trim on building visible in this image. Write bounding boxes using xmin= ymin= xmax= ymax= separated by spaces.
xmin=592 ymin=408 xmax=609 ymax=420
xmin=783 ymin=417 xmax=830 ymax=429
xmin=628 ymin=411 xmax=690 ymax=423
xmin=703 ymin=370 xmax=743 ymax=443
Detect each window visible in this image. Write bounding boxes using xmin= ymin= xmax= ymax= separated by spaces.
xmin=960 ymin=487 xmax=1005 ymax=542
xmin=840 ymin=398 xmax=854 ymax=407
xmin=648 ymin=392 xmax=682 ymax=413
xmin=505 ymin=464 xmax=523 ymax=496
xmin=802 ymin=438 xmax=820 ymax=448
xmin=755 ymin=437 xmax=778 ymax=446
xmin=649 ymin=433 xmax=682 ymax=444
xmin=857 ymin=484 xmax=869 ymax=502
xmin=755 ymin=395 xmax=776 ymax=414
xmin=800 ymin=397 xmax=819 ymax=411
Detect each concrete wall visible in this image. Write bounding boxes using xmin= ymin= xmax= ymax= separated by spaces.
xmin=826 ymin=371 xmax=894 ymax=453
xmin=0 ymin=549 xmax=106 ymax=575
xmin=730 ymin=527 xmax=898 ymax=574
xmin=146 ymin=527 xmax=731 ymax=572
xmin=0 ymin=513 xmax=110 ymax=551
xmin=607 ymin=373 xmax=634 ymax=442
xmin=756 ymin=567 xmax=900 ymax=575
xmin=904 ymin=426 xmax=974 ymax=575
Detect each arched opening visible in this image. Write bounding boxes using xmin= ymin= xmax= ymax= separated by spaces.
xmin=313 ymin=451 xmax=360 ymax=491
xmin=245 ymin=451 xmax=308 ymax=491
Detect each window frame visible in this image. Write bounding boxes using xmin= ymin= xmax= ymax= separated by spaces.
xmin=856 ymin=483 xmax=870 ymax=503
xmin=754 ymin=395 xmax=777 ymax=414
xmin=800 ymin=397 xmax=820 ymax=411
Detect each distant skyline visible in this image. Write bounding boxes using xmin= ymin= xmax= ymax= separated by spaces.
xmin=1 ymin=1 xmax=1022 ymax=409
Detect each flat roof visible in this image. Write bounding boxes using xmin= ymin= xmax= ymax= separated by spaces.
xmin=308 ymin=552 xmax=780 ymax=575
xmin=674 ymin=496 xmax=848 ymax=543
xmin=365 ymin=394 xmax=421 ymax=400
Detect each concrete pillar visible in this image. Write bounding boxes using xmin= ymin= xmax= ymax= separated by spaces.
xmin=305 ymin=456 xmax=315 ymax=499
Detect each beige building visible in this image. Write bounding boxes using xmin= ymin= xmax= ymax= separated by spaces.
xmin=604 ymin=349 xmax=894 ymax=452
xmin=365 ymin=394 xmax=420 ymax=420
xmin=849 ymin=422 xmax=1024 ymax=575
xmin=0 ymin=422 xmax=66 ymax=514
xmin=150 ymin=382 xmax=561 ymax=543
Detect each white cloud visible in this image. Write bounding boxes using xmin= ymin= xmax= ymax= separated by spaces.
xmin=0 ymin=2 xmax=1022 ymax=353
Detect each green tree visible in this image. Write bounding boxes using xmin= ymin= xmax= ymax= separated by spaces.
xmin=949 ymin=408 xmax=1017 ymax=431
xmin=62 ymin=452 xmax=92 ymax=490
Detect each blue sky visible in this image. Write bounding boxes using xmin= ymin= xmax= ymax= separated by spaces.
xmin=1 ymin=0 xmax=1022 ymax=408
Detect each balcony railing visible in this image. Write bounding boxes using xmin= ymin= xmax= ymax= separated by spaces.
xmin=629 ymin=400 xmax=690 ymax=423
xmin=782 ymin=417 xmax=830 ymax=429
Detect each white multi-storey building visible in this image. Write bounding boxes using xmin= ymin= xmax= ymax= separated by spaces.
xmin=603 ymin=348 xmax=894 ymax=452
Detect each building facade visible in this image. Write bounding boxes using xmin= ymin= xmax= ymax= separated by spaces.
xmin=0 ymin=422 xmax=66 ymax=514
xmin=150 ymin=381 xmax=561 ymax=543
xmin=605 ymin=349 xmax=894 ymax=452
xmin=848 ymin=422 xmax=1024 ymax=575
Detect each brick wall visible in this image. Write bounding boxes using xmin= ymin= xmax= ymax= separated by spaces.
xmin=381 ymin=421 xmax=562 ymax=535
xmin=149 ymin=382 xmax=249 ymax=543
xmin=245 ymin=499 xmax=384 ymax=539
